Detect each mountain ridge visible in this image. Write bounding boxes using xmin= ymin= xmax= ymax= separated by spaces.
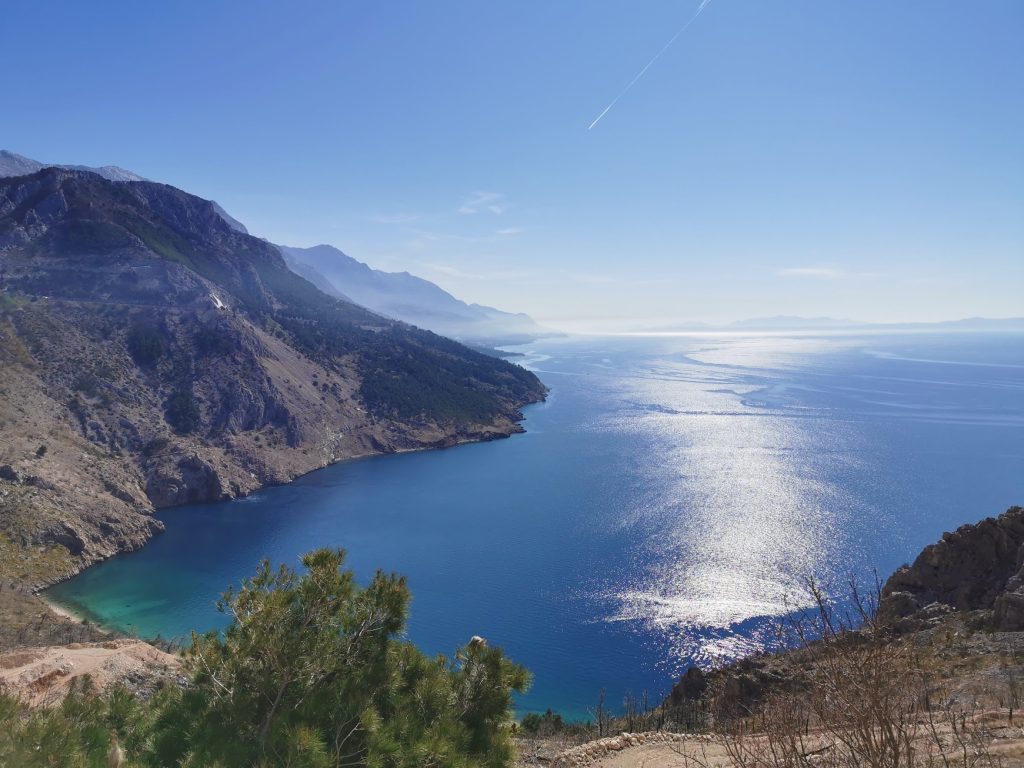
xmin=0 ymin=166 xmax=545 ymax=585
xmin=278 ymin=243 xmax=555 ymax=346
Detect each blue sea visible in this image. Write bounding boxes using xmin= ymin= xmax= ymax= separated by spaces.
xmin=47 ymin=332 xmax=1024 ymax=718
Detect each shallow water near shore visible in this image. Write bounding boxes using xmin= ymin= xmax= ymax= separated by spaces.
xmin=48 ymin=332 xmax=1024 ymax=718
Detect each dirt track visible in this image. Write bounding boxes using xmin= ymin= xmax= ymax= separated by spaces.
xmin=0 ymin=639 xmax=179 ymax=706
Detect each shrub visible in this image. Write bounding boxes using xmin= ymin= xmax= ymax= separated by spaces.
xmin=0 ymin=549 xmax=531 ymax=768
xmin=165 ymin=390 xmax=200 ymax=434
xmin=142 ymin=436 xmax=170 ymax=457
xmin=520 ymin=708 xmax=565 ymax=736
xmin=150 ymin=548 xmax=530 ymax=767
xmin=72 ymin=371 xmax=99 ymax=396
xmin=126 ymin=323 xmax=165 ymax=365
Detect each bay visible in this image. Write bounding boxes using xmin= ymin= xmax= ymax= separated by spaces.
xmin=47 ymin=332 xmax=1024 ymax=718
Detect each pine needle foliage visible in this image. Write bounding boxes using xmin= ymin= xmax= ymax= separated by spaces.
xmin=0 ymin=548 xmax=531 ymax=768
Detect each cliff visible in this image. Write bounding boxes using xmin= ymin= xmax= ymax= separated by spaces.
xmin=879 ymin=505 xmax=1024 ymax=630
xmin=0 ymin=168 xmax=546 ymax=585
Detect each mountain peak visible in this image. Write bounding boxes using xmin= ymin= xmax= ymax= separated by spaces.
xmin=0 ymin=150 xmax=245 ymax=233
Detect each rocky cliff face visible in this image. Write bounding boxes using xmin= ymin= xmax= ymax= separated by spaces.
xmin=0 ymin=168 xmax=546 ymax=585
xmin=879 ymin=506 xmax=1024 ymax=630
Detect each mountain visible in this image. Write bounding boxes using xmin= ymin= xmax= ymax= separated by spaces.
xmin=0 ymin=149 xmax=146 ymax=183
xmin=728 ymin=316 xmax=1024 ymax=332
xmin=0 ymin=150 xmax=247 ymax=233
xmin=635 ymin=315 xmax=1024 ymax=333
xmin=729 ymin=315 xmax=865 ymax=330
xmin=1 ymin=153 xmax=552 ymax=347
xmin=0 ymin=167 xmax=545 ymax=584
xmin=279 ymin=244 xmax=554 ymax=346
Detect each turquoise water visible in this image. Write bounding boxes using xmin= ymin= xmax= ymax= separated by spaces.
xmin=48 ymin=333 xmax=1024 ymax=718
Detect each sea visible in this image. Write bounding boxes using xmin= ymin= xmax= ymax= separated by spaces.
xmin=47 ymin=332 xmax=1024 ymax=718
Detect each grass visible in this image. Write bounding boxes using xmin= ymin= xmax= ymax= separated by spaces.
xmin=0 ymin=318 xmax=35 ymax=367
xmin=0 ymin=293 xmax=28 ymax=311
xmin=0 ymin=532 xmax=74 ymax=586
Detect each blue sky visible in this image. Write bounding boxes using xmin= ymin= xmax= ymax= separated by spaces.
xmin=2 ymin=1 xmax=1021 ymax=328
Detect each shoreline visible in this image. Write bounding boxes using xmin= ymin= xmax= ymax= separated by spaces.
xmin=35 ymin=592 xmax=111 ymax=634
xmin=31 ymin=396 xmax=547 ymax=604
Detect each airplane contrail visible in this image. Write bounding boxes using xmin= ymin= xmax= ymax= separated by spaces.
xmin=588 ymin=0 xmax=716 ymax=130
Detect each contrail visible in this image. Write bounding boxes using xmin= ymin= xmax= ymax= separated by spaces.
xmin=588 ymin=0 xmax=716 ymax=130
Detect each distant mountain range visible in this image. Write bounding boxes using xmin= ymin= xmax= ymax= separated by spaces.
xmin=640 ymin=315 xmax=1024 ymax=333
xmin=278 ymin=244 xmax=554 ymax=346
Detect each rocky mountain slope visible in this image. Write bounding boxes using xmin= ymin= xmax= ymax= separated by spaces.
xmin=0 ymin=150 xmax=249 ymax=233
xmin=879 ymin=505 xmax=1024 ymax=630
xmin=2 ymin=152 xmax=553 ymax=346
xmin=279 ymin=243 xmax=553 ymax=345
xmin=0 ymin=149 xmax=146 ymax=183
xmin=0 ymin=167 xmax=545 ymax=585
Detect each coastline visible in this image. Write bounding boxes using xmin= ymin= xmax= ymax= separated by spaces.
xmin=37 ymin=593 xmax=88 ymax=624
xmin=30 ymin=395 xmax=547 ymax=607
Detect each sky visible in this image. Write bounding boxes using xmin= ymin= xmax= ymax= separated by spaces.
xmin=2 ymin=1 xmax=1022 ymax=330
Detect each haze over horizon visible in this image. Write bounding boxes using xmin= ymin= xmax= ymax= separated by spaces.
xmin=2 ymin=1 xmax=1021 ymax=329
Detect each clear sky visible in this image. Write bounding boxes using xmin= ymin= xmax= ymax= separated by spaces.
xmin=2 ymin=1 xmax=1022 ymax=329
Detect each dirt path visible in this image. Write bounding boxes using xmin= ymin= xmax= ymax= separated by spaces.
xmin=546 ymin=720 xmax=1024 ymax=767
xmin=0 ymin=639 xmax=179 ymax=706
xmin=593 ymin=740 xmax=731 ymax=767
xmin=547 ymin=732 xmax=732 ymax=768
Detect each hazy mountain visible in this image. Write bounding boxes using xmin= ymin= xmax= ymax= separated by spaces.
xmin=279 ymin=244 xmax=554 ymax=346
xmin=627 ymin=315 xmax=1024 ymax=334
xmin=280 ymin=251 xmax=348 ymax=300
xmin=913 ymin=317 xmax=1024 ymax=331
xmin=729 ymin=316 xmax=866 ymax=330
xmin=727 ymin=316 xmax=1024 ymax=332
xmin=209 ymin=201 xmax=248 ymax=234
xmin=0 ymin=167 xmax=544 ymax=580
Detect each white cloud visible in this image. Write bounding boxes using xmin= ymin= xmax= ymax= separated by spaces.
xmin=370 ymin=213 xmax=422 ymax=224
xmin=458 ymin=191 xmax=505 ymax=215
xmin=778 ymin=266 xmax=881 ymax=280
xmin=569 ymin=273 xmax=615 ymax=284
xmin=495 ymin=227 xmax=524 ymax=236
xmin=778 ymin=267 xmax=847 ymax=279
xmin=425 ymin=263 xmax=530 ymax=280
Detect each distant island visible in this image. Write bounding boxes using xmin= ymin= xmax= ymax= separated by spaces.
xmin=624 ymin=315 xmax=1024 ymax=334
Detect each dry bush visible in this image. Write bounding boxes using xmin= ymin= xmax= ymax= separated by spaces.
xmin=677 ymin=579 xmax=1006 ymax=767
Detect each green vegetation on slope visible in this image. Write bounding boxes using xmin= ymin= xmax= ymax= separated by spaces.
xmin=0 ymin=548 xmax=530 ymax=768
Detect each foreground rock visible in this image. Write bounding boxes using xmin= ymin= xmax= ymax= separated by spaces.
xmin=879 ymin=505 xmax=1024 ymax=630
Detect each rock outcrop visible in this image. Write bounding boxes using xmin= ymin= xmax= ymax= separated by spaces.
xmin=879 ymin=506 xmax=1024 ymax=630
